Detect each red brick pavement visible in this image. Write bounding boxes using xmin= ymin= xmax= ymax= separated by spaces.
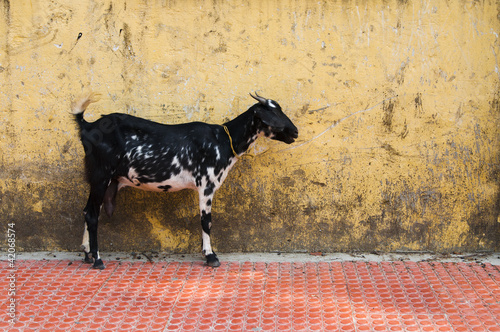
xmin=1 ymin=259 xmax=499 ymax=331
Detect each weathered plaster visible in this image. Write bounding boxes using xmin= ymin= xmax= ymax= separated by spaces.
xmin=0 ymin=0 xmax=499 ymax=253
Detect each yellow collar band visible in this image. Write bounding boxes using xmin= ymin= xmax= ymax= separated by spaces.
xmin=222 ymin=125 xmax=239 ymax=158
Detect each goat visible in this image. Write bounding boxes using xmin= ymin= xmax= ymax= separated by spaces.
xmin=72 ymin=92 xmax=298 ymax=268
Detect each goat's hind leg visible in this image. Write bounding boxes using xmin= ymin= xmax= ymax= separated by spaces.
xmin=80 ymin=199 xmax=93 ymax=264
xmin=85 ymin=209 xmax=104 ymax=269
xmin=80 ymin=179 xmax=119 ymax=265
xmin=84 ymin=179 xmax=109 ymax=270
xmin=81 ymin=221 xmax=93 ymax=264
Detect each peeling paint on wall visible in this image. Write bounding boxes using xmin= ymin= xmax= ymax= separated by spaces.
xmin=0 ymin=0 xmax=499 ymax=253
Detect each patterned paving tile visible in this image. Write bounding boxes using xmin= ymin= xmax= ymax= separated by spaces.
xmin=1 ymin=259 xmax=499 ymax=331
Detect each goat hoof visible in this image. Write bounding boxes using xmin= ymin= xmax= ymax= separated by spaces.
xmin=92 ymin=259 xmax=105 ymax=270
xmin=83 ymin=252 xmax=93 ymax=264
xmin=206 ymin=253 xmax=220 ymax=268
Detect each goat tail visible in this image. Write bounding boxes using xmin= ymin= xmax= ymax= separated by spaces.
xmin=71 ymin=92 xmax=101 ymax=124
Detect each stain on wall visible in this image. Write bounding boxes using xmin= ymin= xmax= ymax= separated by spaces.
xmin=0 ymin=0 xmax=499 ymax=253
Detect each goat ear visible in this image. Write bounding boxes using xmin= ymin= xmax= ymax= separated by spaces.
xmin=255 ymin=108 xmax=284 ymax=129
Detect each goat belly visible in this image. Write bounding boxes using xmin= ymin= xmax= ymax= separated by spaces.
xmin=116 ymin=169 xmax=197 ymax=192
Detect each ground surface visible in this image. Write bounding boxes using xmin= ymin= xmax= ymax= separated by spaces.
xmin=1 ymin=252 xmax=499 ymax=331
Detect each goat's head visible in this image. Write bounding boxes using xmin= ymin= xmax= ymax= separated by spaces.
xmin=250 ymin=92 xmax=299 ymax=144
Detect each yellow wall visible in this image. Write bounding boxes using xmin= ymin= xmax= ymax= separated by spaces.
xmin=1 ymin=0 xmax=499 ymax=253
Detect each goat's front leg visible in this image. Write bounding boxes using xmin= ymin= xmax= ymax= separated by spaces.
xmin=199 ymin=188 xmax=220 ymax=267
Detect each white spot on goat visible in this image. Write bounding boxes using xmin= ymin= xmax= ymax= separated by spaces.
xmin=268 ymin=100 xmax=277 ymax=108
xmin=172 ymin=156 xmax=181 ymax=168
xmin=128 ymin=167 xmax=141 ymax=185
xmin=81 ymin=223 xmax=89 ymax=253
xmin=215 ymin=146 xmax=220 ymax=161
xmin=202 ymin=231 xmax=213 ymax=255
xmin=131 ymin=145 xmax=144 ymax=159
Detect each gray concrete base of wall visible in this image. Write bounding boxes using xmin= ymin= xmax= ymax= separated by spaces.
xmin=4 ymin=251 xmax=500 ymax=265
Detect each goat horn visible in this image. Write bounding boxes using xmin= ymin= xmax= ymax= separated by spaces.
xmin=250 ymin=92 xmax=267 ymax=104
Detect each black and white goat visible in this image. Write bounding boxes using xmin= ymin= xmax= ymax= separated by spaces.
xmin=72 ymin=92 xmax=298 ymax=268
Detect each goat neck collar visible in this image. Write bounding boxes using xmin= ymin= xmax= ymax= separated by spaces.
xmin=222 ymin=125 xmax=239 ymax=158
